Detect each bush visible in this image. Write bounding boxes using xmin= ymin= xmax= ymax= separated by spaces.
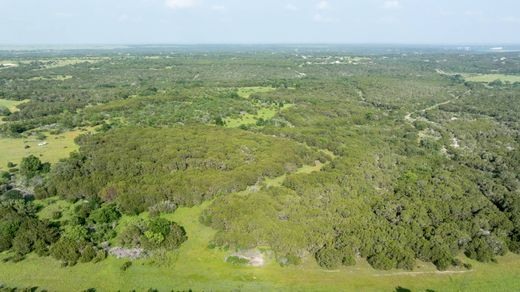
xmin=315 ymin=246 xmax=343 ymax=269
xmin=367 ymin=253 xmax=396 ymax=270
xmin=278 ymin=253 xmax=302 ymax=267
xmin=120 ymin=261 xmax=132 ymax=271
xmin=465 ymin=237 xmax=495 ymax=262
xmin=226 ymin=256 xmax=249 ymax=265
xmin=52 ymin=210 xmax=62 ymax=220
xmin=80 ymin=245 xmax=97 ymax=263
xmin=92 ymin=249 xmax=107 ymax=263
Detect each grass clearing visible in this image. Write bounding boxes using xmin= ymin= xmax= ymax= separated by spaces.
xmin=225 ymin=104 xmax=294 ymax=128
xmin=34 ymin=58 xmax=105 ymax=69
xmin=436 ymin=69 xmax=520 ymax=83
xmin=28 ymin=75 xmax=73 ymax=81
xmin=237 ymin=86 xmax=276 ymax=98
xmin=0 ymin=128 xmax=89 ymax=170
xmin=462 ymin=73 xmax=520 ymax=83
xmin=0 ymin=99 xmax=30 ymax=113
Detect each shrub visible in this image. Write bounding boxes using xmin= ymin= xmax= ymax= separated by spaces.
xmin=226 ymin=256 xmax=249 ymax=265
xmin=367 ymin=253 xmax=396 ymax=270
xmin=120 ymin=261 xmax=132 ymax=271
xmin=315 ymin=246 xmax=343 ymax=269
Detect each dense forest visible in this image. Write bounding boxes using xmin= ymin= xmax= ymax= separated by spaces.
xmin=0 ymin=46 xmax=519 ymax=290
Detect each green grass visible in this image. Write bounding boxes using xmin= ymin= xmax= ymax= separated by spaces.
xmin=1 ymin=199 xmax=520 ymax=291
xmin=225 ymin=104 xmax=294 ymax=128
xmin=0 ymin=98 xmax=29 ymax=113
xmin=462 ymin=74 xmax=520 ymax=83
xmin=28 ymin=75 xmax=73 ymax=81
xmin=0 ymin=129 xmax=87 ymax=171
xmin=237 ymin=86 xmax=276 ymax=98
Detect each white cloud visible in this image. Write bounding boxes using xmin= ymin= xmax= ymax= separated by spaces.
xmin=313 ymin=13 xmax=335 ymax=23
xmin=501 ymin=16 xmax=520 ymax=24
xmin=165 ymin=0 xmax=198 ymax=10
xmin=464 ymin=10 xmax=483 ymax=16
xmin=285 ymin=4 xmax=298 ymax=11
xmin=118 ymin=14 xmax=129 ymax=22
xmin=316 ymin=0 xmax=330 ymax=10
xmin=211 ymin=5 xmax=227 ymax=12
xmin=383 ymin=0 xmax=400 ymax=9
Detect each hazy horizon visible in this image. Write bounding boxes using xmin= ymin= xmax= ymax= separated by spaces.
xmin=1 ymin=0 xmax=519 ymax=45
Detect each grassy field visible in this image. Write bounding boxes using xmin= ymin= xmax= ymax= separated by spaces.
xmin=1 ymin=199 xmax=520 ymax=291
xmin=28 ymin=75 xmax=73 ymax=81
xmin=225 ymin=104 xmax=294 ymax=128
xmin=462 ymin=74 xmax=520 ymax=83
xmin=0 ymin=98 xmax=29 ymax=113
xmin=0 ymin=129 xmax=88 ymax=170
xmin=237 ymin=86 xmax=276 ymax=98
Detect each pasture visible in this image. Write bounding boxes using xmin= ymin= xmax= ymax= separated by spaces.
xmin=463 ymin=73 xmax=520 ymax=83
xmin=0 ymin=129 xmax=87 ymax=170
xmin=0 ymin=98 xmax=29 ymax=113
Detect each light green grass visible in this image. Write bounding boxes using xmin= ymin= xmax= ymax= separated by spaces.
xmin=0 ymin=129 xmax=87 ymax=170
xmin=237 ymin=86 xmax=276 ymax=98
xmin=36 ymin=197 xmax=75 ymax=222
xmin=463 ymin=74 xmax=520 ymax=83
xmin=436 ymin=69 xmax=520 ymax=83
xmin=0 ymin=99 xmax=29 ymax=113
xmin=34 ymin=58 xmax=105 ymax=69
xmin=28 ymin=75 xmax=73 ymax=81
xmin=225 ymin=104 xmax=294 ymax=128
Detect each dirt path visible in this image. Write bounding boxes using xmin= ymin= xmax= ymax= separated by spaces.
xmin=375 ymin=270 xmax=473 ymax=277
xmin=404 ymin=90 xmax=470 ymax=124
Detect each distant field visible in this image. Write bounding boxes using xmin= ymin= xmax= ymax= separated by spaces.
xmin=34 ymin=57 xmax=106 ymax=69
xmin=224 ymin=104 xmax=293 ymax=128
xmin=462 ymin=74 xmax=520 ymax=83
xmin=436 ymin=69 xmax=520 ymax=83
xmin=0 ymin=98 xmax=29 ymax=113
xmin=237 ymin=86 xmax=276 ymax=98
xmin=28 ymin=75 xmax=73 ymax=81
xmin=0 ymin=129 xmax=87 ymax=170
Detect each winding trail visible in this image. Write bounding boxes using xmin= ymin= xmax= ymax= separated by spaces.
xmin=404 ymin=90 xmax=471 ymax=124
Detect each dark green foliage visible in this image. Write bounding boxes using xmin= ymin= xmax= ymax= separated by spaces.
xmin=225 ymin=256 xmax=249 ymax=265
xmin=47 ymin=126 xmax=320 ymax=213
xmin=465 ymin=237 xmax=496 ymax=262
xmin=88 ymin=204 xmax=121 ymax=224
xmin=367 ymin=254 xmax=396 ymax=271
xmin=315 ymin=246 xmax=343 ymax=269
xmin=119 ymin=218 xmax=187 ymax=251
xmin=0 ymin=105 xmax=11 ymax=116
xmin=19 ymin=155 xmax=50 ymax=179
xmin=120 ymin=261 xmax=132 ymax=271
xmin=49 ymin=237 xmax=83 ymax=265
xmin=0 ymin=200 xmax=59 ymax=256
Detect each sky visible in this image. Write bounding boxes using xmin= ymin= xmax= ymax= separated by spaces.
xmin=0 ymin=0 xmax=519 ymax=45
